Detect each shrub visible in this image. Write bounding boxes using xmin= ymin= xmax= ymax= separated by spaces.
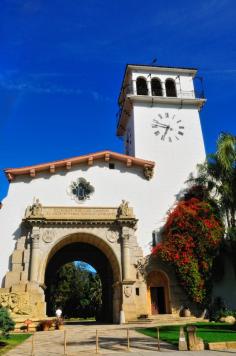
xmin=152 ymin=186 xmax=224 ymax=305
xmin=209 ymin=297 xmax=236 ymax=321
xmin=0 ymin=307 xmax=15 ymax=337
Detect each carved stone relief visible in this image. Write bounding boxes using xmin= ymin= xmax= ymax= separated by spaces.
xmin=42 ymin=230 xmax=55 ymax=243
xmin=0 ymin=293 xmax=31 ymax=315
xmin=117 ymin=200 xmax=130 ymax=217
xmin=106 ymin=230 xmax=118 ymax=243
xmin=25 ymin=199 xmax=43 ymax=218
xmin=135 ymin=256 xmax=150 ymax=277
xmin=124 ymin=286 xmax=132 ymax=298
xmin=143 ymin=166 xmax=154 ymax=180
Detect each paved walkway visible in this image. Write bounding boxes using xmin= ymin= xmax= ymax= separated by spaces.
xmin=5 ymin=323 xmax=236 ymax=356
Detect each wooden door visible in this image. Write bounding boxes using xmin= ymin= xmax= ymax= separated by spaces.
xmin=150 ymin=286 xmax=166 ymax=314
xmin=157 ymin=287 xmax=166 ymax=314
xmin=150 ymin=287 xmax=158 ymax=314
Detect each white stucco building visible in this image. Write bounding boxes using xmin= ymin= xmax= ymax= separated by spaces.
xmin=0 ymin=64 xmax=207 ymax=323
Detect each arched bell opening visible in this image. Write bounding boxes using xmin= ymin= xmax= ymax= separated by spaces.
xmin=165 ymin=78 xmax=177 ymax=97
xmin=151 ymin=78 xmax=163 ymax=96
xmin=43 ymin=233 xmax=121 ymax=323
xmin=136 ymin=77 xmax=148 ymax=95
xmin=147 ymin=270 xmax=171 ymax=315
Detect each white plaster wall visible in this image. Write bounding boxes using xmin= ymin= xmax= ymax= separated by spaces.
xmin=0 ymin=161 xmax=159 ymax=285
xmin=131 ymin=102 xmax=206 ymax=239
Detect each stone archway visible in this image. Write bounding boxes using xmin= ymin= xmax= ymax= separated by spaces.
xmin=147 ymin=270 xmax=171 ymax=315
xmin=1 ymin=202 xmax=148 ymax=323
xmin=43 ymin=233 xmax=121 ymax=323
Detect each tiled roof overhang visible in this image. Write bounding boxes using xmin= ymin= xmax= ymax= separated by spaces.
xmin=4 ymin=150 xmax=155 ymax=181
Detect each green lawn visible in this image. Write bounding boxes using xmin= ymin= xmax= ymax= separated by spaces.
xmin=0 ymin=334 xmax=31 ymax=355
xmin=137 ymin=322 xmax=236 ymax=346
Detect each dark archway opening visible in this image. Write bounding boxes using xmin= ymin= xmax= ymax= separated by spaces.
xmin=45 ymin=242 xmax=114 ymax=323
xmin=136 ymin=77 xmax=148 ymax=95
xmin=147 ymin=271 xmax=171 ymax=315
xmin=151 ymin=78 xmax=162 ymax=96
xmin=165 ymin=79 xmax=177 ymax=97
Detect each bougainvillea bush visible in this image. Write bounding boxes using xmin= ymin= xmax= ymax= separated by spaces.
xmin=152 ymin=186 xmax=224 ymax=305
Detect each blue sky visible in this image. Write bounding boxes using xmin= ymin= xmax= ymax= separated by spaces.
xmin=0 ymin=0 xmax=235 ymax=200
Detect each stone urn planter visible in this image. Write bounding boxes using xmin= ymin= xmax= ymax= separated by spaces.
xmin=55 ymin=317 xmax=64 ymax=330
xmin=225 ymin=316 xmax=236 ymax=324
xmin=40 ymin=320 xmax=53 ymax=331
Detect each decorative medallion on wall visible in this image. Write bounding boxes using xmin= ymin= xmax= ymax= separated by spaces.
xmin=69 ymin=178 xmax=94 ymax=203
xmin=42 ymin=230 xmax=55 ymax=243
xmin=124 ymin=286 xmax=132 ymax=298
xmin=106 ymin=230 xmax=118 ymax=243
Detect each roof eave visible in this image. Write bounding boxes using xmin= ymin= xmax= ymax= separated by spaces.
xmin=4 ymin=150 xmax=155 ymax=181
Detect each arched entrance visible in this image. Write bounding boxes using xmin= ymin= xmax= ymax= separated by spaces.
xmin=147 ymin=270 xmax=171 ymax=315
xmin=1 ymin=203 xmax=148 ymax=323
xmin=43 ymin=233 xmax=121 ymax=323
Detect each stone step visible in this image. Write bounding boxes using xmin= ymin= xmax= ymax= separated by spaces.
xmin=127 ymin=319 xmax=153 ymax=324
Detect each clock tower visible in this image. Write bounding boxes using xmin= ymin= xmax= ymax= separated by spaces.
xmin=117 ymin=64 xmax=206 ymax=232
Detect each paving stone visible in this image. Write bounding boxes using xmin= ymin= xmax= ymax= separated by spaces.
xmin=5 ymin=323 xmax=236 ymax=356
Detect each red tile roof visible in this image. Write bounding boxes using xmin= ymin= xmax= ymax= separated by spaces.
xmin=5 ymin=150 xmax=155 ymax=181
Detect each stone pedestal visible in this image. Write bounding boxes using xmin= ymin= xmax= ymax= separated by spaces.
xmin=187 ymin=325 xmax=204 ymax=351
xmin=178 ymin=326 xmax=188 ymax=351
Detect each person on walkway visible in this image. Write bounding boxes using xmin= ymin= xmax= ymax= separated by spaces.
xmin=55 ymin=307 xmax=62 ymax=319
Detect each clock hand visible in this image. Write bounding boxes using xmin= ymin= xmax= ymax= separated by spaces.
xmin=163 ymin=126 xmax=170 ymax=137
xmin=152 ymin=121 xmax=169 ymax=129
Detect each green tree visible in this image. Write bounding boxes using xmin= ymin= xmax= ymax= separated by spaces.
xmin=0 ymin=307 xmax=15 ymax=337
xmin=47 ymin=262 xmax=102 ymax=318
xmin=191 ymin=132 xmax=236 ymax=235
xmin=189 ymin=132 xmax=236 ymax=276
xmin=89 ymin=274 xmax=102 ymax=306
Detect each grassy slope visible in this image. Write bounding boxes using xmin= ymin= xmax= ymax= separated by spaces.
xmin=0 ymin=334 xmax=31 ymax=355
xmin=137 ymin=322 xmax=236 ymax=346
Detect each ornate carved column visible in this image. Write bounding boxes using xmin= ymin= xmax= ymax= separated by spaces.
xmin=30 ymin=226 xmax=40 ymax=282
xmin=122 ymin=226 xmax=131 ymax=281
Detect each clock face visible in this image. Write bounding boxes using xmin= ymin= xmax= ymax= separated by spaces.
xmin=152 ymin=112 xmax=185 ymax=142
